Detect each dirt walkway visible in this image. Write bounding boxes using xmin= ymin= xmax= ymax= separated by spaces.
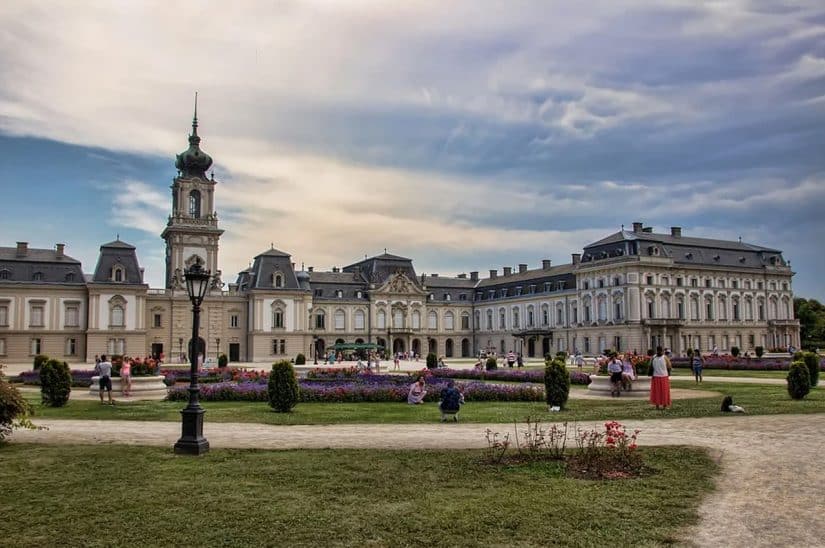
xmin=9 ymin=414 xmax=824 ymax=547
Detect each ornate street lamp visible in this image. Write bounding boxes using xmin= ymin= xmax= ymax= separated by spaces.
xmin=174 ymin=259 xmax=211 ymax=455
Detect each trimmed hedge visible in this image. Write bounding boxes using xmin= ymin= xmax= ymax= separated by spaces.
xmin=787 ymin=361 xmax=811 ymax=400
xmin=544 ymin=358 xmax=570 ymax=409
xmin=268 ymin=360 xmax=299 ymax=412
xmin=40 ymin=359 xmax=72 ymax=407
xmin=802 ymin=352 xmax=819 ymax=387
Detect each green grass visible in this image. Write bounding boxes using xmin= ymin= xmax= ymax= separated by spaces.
xmin=24 ymin=381 xmax=825 ymax=425
xmin=0 ymin=444 xmax=716 ymax=547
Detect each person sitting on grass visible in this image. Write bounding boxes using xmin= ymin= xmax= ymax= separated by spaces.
xmin=438 ymin=380 xmax=463 ymax=421
xmin=721 ymin=395 xmax=745 ymax=413
xmin=407 ymin=377 xmax=427 ymax=404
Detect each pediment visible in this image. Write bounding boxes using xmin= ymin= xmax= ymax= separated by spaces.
xmin=375 ymin=272 xmax=424 ymax=296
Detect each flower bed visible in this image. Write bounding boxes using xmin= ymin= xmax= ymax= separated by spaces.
xmin=427 ymin=368 xmax=592 ymax=385
xmin=166 ymin=376 xmax=546 ymax=403
xmin=17 ymin=369 xmax=96 ymax=388
xmin=669 ymin=357 xmax=825 ymax=371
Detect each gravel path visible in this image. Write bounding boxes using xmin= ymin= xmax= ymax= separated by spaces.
xmin=9 ymin=414 xmax=824 ymax=547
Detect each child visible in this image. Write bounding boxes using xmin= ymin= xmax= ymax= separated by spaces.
xmin=721 ymin=396 xmax=745 ymax=413
xmin=691 ymin=349 xmax=703 ymax=383
xmin=120 ymin=359 xmax=132 ymax=397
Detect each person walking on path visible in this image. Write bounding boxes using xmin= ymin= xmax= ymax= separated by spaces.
xmin=96 ymin=354 xmax=114 ymax=405
xmin=649 ymin=346 xmax=671 ymax=410
xmin=506 ymin=350 xmax=516 ymax=368
xmin=516 ymin=353 xmax=523 ymax=367
xmin=691 ymin=349 xmax=704 ymax=383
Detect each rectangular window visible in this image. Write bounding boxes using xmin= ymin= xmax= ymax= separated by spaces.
xmin=314 ymin=289 xmax=323 ymax=297
xmin=30 ymin=304 xmax=44 ymax=327
xmin=584 ymin=337 xmax=590 ymax=354
xmin=461 ymin=315 xmax=470 ymax=330
xmin=355 ymin=312 xmax=365 ymax=330
xmin=230 ymin=314 xmax=239 ymax=328
xmin=676 ymin=277 xmax=683 ymax=287
xmin=584 ymin=306 xmax=591 ymax=323
xmin=572 ymin=307 xmax=578 ymax=324
xmin=65 ymin=305 xmax=79 ymax=327
xmin=280 ymin=339 xmax=286 ymax=355
xmin=705 ymin=279 xmax=712 ymax=288
xmin=706 ymin=302 xmax=713 ymax=320
xmin=614 ymin=302 xmax=623 ymax=321
xmin=758 ymin=304 xmax=765 ymax=321
xmin=722 ymin=335 xmax=729 ymax=350
xmin=598 ymin=279 xmax=604 ymax=288
xmin=691 ymin=278 xmax=698 ymax=288
xmin=65 ymin=338 xmax=76 ymax=356
xmin=273 ymin=311 xmax=284 ymax=329
xmin=614 ymin=336 xmax=622 ymax=351
xmin=316 ymin=315 xmax=325 ymax=329
xmin=646 ymin=276 xmax=654 ymax=285
xmin=515 ymin=287 xmax=522 ymax=296
xmin=732 ymin=280 xmax=739 ymax=289
xmin=544 ymin=283 xmax=551 ymax=292
xmin=709 ymin=335 xmax=715 ymax=351
xmin=107 ymin=338 xmax=125 ymax=355
xmin=758 ymin=282 xmax=764 ymax=290
xmin=153 ymin=313 xmax=162 ymax=328
xmin=719 ymin=280 xmax=726 ymax=288
xmin=272 ymin=339 xmax=278 ymax=355
xmin=0 ymin=304 xmax=8 ymax=327
xmin=677 ymin=302 xmax=684 ymax=319
xmin=31 ymin=338 xmax=41 ymax=355
xmin=542 ymin=309 xmax=549 ymax=326
xmin=0 ymin=338 xmax=5 ymax=355
xmin=557 ymin=309 xmax=563 ymax=325
xmin=647 ymin=301 xmax=655 ymax=319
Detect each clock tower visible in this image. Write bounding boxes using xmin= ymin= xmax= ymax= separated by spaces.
xmin=161 ymin=94 xmax=224 ymax=290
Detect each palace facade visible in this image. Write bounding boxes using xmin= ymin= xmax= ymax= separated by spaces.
xmin=0 ymin=114 xmax=801 ymax=364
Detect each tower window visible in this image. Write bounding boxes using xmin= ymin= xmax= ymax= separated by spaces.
xmin=189 ymin=190 xmax=202 ymax=218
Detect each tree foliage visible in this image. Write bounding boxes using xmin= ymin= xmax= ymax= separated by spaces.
xmin=267 ymin=360 xmax=299 ymax=412
xmin=544 ymin=358 xmax=570 ymax=409
xmin=794 ymin=298 xmax=825 ymax=350
xmin=40 ymin=359 xmax=72 ymax=407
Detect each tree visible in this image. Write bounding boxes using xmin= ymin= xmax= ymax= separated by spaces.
xmin=267 ymin=360 xmax=299 ymax=412
xmin=794 ymin=298 xmax=825 ymax=350
xmin=544 ymin=358 xmax=570 ymax=409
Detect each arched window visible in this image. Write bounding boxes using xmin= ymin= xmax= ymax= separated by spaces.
xmin=272 ymin=273 xmax=283 ymax=288
xmin=499 ymin=309 xmax=506 ymax=330
xmin=377 ymin=309 xmax=386 ymax=329
xmin=512 ymin=307 xmax=520 ymax=328
xmin=412 ymin=310 xmax=421 ymax=329
xmin=427 ymin=310 xmax=438 ymax=330
xmin=527 ymin=305 xmax=534 ymax=327
xmin=112 ymin=266 xmax=125 ymax=282
xmin=272 ymin=308 xmax=284 ymax=329
xmin=542 ymin=304 xmax=549 ymax=326
xmin=597 ymin=297 xmax=607 ymax=321
xmin=111 ymin=305 xmax=124 ymax=327
xmin=315 ymin=309 xmax=326 ymax=329
xmin=444 ymin=311 xmax=454 ymax=330
xmin=486 ymin=310 xmax=493 ymax=330
xmin=189 ymin=190 xmax=201 ymax=218
xmin=354 ymin=310 xmax=365 ymax=330
xmin=393 ymin=309 xmax=404 ymax=328
xmin=334 ymin=309 xmax=346 ymax=330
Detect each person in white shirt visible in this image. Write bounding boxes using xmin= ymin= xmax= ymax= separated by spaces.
xmin=649 ymin=346 xmax=671 ymax=410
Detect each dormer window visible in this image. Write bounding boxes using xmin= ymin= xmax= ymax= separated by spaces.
xmin=336 ymin=290 xmax=343 ymax=298
xmin=459 ymin=293 xmax=467 ymax=301
xmin=32 ymin=272 xmax=44 ymax=281
xmin=515 ymin=287 xmax=522 ymax=296
xmin=428 ymin=293 xmax=434 ymax=301
xmin=65 ymin=273 xmax=75 ymax=282
xmin=444 ymin=294 xmax=451 ymax=301
xmin=272 ymin=273 xmax=284 ymax=288
xmin=0 ymin=269 xmax=10 ymax=280
xmin=112 ymin=266 xmax=125 ymax=282
xmin=356 ymin=291 xmax=363 ymax=299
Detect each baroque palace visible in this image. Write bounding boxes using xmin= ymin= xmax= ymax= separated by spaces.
xmin=0 ymin=113 xmax=801 ymax=364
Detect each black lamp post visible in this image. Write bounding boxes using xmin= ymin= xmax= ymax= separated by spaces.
xmin=174 ymin=260 xmax=211 ymax=455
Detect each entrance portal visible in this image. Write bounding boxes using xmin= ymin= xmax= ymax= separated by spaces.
xmin=461 ymin=338 xmax=470 ymax=357
xmin=393 ymin=338 xmax=405 ymax=354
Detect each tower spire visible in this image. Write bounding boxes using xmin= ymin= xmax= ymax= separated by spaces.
xmin=192 ymin=91 xmax=199 ymax=136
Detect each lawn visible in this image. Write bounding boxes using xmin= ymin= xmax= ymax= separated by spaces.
xmin=0 ymin=444 xmax=716 ymax=547
xmin=24 ymin=381 xmax=825 ymax=425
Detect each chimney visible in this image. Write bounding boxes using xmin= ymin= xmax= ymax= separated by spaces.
xmin=489 ymin=269 xmax=498 ymax=279
xmin=503 ymin=266 xmax=512 ymax=276
xmin=457 ymin=273 xmax=467 ymax=279
xmin=16 ymin=242 xmax=28 ymax=257
xmin=55 ymin=243 xmax=65 ymax=258
xmin=291 ymin=262 xmax=296 ymax=270
xmin=518 ymin=263 xmax=527 ymax=274
xmin=470 ymin=271 xmax=479 ymax=281
xmin=139 ymin=267 xmax=145 ymax=282
xmin=308 ymin=266 xmax=314 ymax=273
xmin=632 ymin=222 xmax=643 ymax=233
xmin=670 ymin=226 xmax=682 ymax=238
xmin=542 ymin=259 xmax=552 ymax=270
xmin=572 ymin=253 xmax=581 ymax=265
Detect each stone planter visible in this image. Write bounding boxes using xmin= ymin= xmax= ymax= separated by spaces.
xmin=587 ymin=375 xmax=651 ymax=398
xmin=89 ymin=375 xmax=168 ymax=400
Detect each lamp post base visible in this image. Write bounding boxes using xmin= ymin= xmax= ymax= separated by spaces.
xmin=173 ymin=406 xmax=210 ymax=455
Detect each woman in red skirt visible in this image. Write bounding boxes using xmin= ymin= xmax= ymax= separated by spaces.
xmin=649 ymin=346 xmax=671 ymax=409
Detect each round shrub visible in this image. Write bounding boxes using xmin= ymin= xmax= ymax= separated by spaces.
xmin=485 ymin=357 xmax=498 ymax=371
xmin=544 ymin=358 xmax=570 ymax=409
xmin=218 ymin=353 xmax=228 ymax=368
xmin=267 ymin=360 xmax=299 ymax=412
xmin=426 ymin=353 xmax=438 ymax=369
xmin=1 ymin=367 xmax=32 ymax=443
xmin=33 ymin=354 xmax=49 ymax=371
xmin=731 ymin=346 xmax=740 ymax=357
xmin=40 ymin=359 xmax=72 ymax=407
xmin=295 ymin=353 xmax=306 ymax=366
xmin=787 ymin=361 xmax=811 ymax=400
xmin=802 ymin=352 xmax=819 ymax=387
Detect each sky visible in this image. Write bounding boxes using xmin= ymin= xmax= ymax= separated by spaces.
xmin=0 ymin=1 xmax=823 ymax=300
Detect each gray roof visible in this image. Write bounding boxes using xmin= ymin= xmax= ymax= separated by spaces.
xmin=476 ymin=264 xmax=575 ymax=288
xmin=91 ymin=240 xmax=144 ymax=284
xmin=586 ymin=230 xmax=779 ymax=253
xmin=309 ymin=271 xmax=365 ymax=284
xmin=241 ymin=247 xmax=302 ymax=290
xmin=0 ymin=245 xmax=85 ymax=285
xmin=342 ymin=252 xmax=419 ymax=287
xmin=420 ymin=275 xmax=477 ymax=289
